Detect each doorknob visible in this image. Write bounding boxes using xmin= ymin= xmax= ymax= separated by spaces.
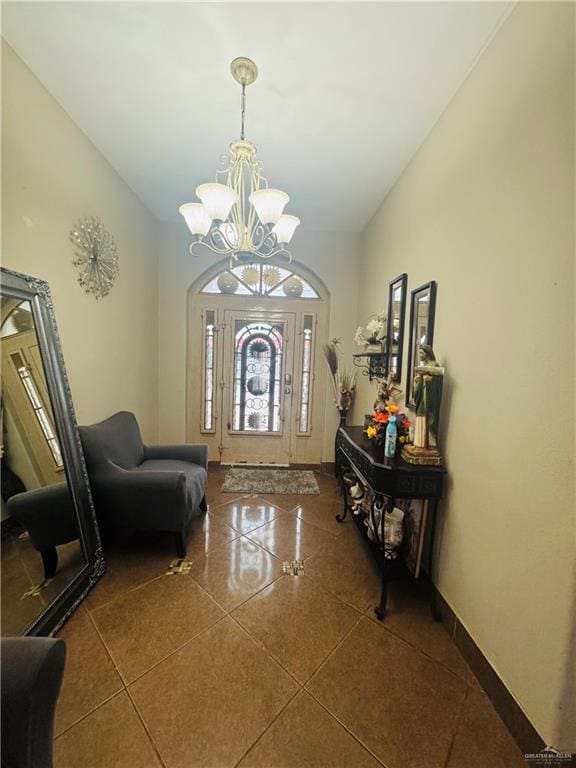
xmin=284 ymin=387 xmax=291 ymax=395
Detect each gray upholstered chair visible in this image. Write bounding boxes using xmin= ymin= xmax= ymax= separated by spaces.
xmin=7 ymin=483 xmax=79 ymax=579
xmin=79 ymin=411 xmax=208 ymax=557
xmin=1 ymin=637 xmax=66 ymax=768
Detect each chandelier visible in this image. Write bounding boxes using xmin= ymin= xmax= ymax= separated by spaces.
xmin=179 ymin=58 xmax=300 ymax=264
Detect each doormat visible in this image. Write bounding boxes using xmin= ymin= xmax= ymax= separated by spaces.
xmin=221 ymin=469 xmax=320 ymax=495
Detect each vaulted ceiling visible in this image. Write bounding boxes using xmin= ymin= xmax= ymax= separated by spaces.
xmin=3 ymin=2 xmax=513 ymax=232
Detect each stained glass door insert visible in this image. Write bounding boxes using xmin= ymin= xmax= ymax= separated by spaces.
xmin=232 ymin=321 xmax=284 ymax=432
xmin=222 ymin=311 xmax=295 ymax=464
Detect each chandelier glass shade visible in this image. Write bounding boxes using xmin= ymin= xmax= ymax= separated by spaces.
xmin=179 ymin=58 xmax=300 ymax=264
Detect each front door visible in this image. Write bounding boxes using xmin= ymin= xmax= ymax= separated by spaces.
xmin=220 ymin=310 xmax=295 ymax=464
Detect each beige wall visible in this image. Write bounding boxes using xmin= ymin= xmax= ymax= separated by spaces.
xmin=157 ymin=223 xmax=360 ymax=461
xmin=355 ymin=3 xmax=575 ymax=748
xmin=1 ymin=42 xmax=158 ymax=440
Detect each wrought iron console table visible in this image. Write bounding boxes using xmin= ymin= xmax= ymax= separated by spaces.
xmin=335 ymin=425 xmax=446 ymax=620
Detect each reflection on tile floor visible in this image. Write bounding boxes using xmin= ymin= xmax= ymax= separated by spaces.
xmin=1 ymin=523 xmax=84 ymax=636
xmin=53 ymin=468 xmax=525 ymax=768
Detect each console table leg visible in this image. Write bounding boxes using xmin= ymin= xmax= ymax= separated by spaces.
xmin=335 ymin=457 xmax=349 ymax=523
xmin=374 ymin=571 xmax=388 ymax=621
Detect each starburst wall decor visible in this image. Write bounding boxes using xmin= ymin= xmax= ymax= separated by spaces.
xmin=70 ymin=217 xmax=119 ymax=299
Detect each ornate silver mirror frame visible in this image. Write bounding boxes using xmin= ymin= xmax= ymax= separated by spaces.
xmin=1 ymin=267 xmax=104 ymax=635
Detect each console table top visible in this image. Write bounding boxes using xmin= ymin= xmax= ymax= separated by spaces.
xmin=338 ymin=425 xmax=446 ymax=476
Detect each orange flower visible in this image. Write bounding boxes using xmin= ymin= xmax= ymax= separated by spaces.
xmin=374 ymin=411 xmax=389 ymax=423
xmin=386 ymin=403 xmax=400 ymax=414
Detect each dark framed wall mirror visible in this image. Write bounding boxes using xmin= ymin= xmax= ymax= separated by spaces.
xmin=406 ymin=281 xmax=437 ymax=408
xmin=1 ymin=267 xmax=104 ymax=636
xmin=386 ymin=273 xmax=407 ymax=383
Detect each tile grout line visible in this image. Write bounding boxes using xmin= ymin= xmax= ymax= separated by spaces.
xmin=308 ymin=693 xmax=392 ymax=768
xmin=84 ymin=605 xmax=129 ymax=685
xmin=230 ymin=687 xmax=303 ymax=768
xmin=301 ymin=613 xmax=397 ymax=766
xmin=227 ymin=612 xmax=304 ymax=690
xmin=303 ymin=609 xmax=364 ymax=686
xmin=125 ymin=684 xmax=169 ymax=768
xmin=51 ymin=605 xmax=129 ymax=739
xmin=124 ymin=613 xmax=230 ymax=687
xmin=53 ymin=689 xmax=125 ymax=741
xmin=362 ymin=608 xmax=476 ymax=688
xmin=89 ymin=584 xmax=227 ymax=687
xmin=441 ymin=681 xmax=473 ymax=768
xmin=86 ymin=570 xmax=172 ymax=614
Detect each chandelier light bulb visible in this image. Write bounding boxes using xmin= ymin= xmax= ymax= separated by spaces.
xmin=249 ymin=188 xmax=289 ymax=225
xmin=196 ymin=183 xmax=238 ymax=222
xmin=273 ymin=214 xmax=301 ymax=245
xmin=179 ymin=203 xmax=212 ymax=237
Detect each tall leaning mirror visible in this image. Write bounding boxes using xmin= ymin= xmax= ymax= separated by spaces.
xmin=406 ymin=281 xmax=437 ymax=408
xmin=386 ymin=273 xmax=407 ymax=383
xmin=1 ymin=268 xmax=104 ymax=636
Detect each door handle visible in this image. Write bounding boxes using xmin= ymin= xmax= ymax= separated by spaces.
xmin=284 ymin=387 xmax=291 ymax=395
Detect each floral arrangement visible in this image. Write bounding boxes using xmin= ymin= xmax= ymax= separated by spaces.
xmin=354 ymin=312 xmax=387 ymax=347
xmin=323 ymin=339 xmax=357 ymax=414
xmin=364 ymin=402 xmax=411 ymax=449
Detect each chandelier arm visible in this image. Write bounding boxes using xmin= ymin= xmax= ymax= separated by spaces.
xmin=252 ymin=222 xmax=277 ymax=252
xmin=190 ymin=238 xmax=233 ymax=258
xmin=208 ymin=225 xmax=236 ymax=252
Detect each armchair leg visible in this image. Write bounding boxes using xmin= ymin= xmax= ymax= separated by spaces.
xmin=199 ymin=495 xmax=208 ymax=512
xmin=40 ymin=548 xmax=58 ymax=579
xmin=174 ymin=531 xmax=187 ymax=559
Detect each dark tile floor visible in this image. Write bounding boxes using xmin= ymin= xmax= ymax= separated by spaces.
xmin=53 ymin=468 xmax=526 ymax=768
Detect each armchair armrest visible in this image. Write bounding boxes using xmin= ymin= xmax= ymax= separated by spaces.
xmin=7 ymin=483 xmax=79 ymax=550
xmin=143 ymin=443 xmax=208 ymax=470
xmin=91 ymin=465 xmax=189 ymax=531
xmin=1 ymin=637 xmax=66 ymax=768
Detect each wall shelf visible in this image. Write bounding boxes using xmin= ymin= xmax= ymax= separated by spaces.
xmin=352 ymin=351 xmax=388 ymax=381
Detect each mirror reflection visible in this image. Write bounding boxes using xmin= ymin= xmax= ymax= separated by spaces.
xmin=1 ymin=297 xmax=85 ymax=635
xmin=386 ymin=273 xmax=407 ymax=382
xmin=406 ymin=282 xmax=437 ymax=407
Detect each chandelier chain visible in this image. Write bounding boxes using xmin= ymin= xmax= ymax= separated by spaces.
xmin=240 ymin=82 xmax=246 ymax=141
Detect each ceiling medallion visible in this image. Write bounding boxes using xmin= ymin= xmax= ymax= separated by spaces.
xmin=70 ymin=217 xmax=119 ymax=299
xmin=179 ymin=57 xmax=300 ymax=265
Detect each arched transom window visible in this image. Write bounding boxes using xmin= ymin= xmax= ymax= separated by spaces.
xmin=200 ymin=263 xmax=319 ymax=299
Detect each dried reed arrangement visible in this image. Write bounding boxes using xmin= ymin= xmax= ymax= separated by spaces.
xmin=323 ymin=340 xmax=357 ymax=413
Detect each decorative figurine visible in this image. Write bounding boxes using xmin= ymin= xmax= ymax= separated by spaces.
xmin=402 ymin=344 xmax=445 ymax=466
xmin=373 ymin=374 xmax=402 ymax=412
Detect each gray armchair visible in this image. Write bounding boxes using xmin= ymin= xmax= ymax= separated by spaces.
xmin=1 ymin=637 xmax=66 ymax=768
xmin=7 ymin=483 xmax=79 ymax=580
xmin=79 ymin=411 xmax=208 ymax=558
